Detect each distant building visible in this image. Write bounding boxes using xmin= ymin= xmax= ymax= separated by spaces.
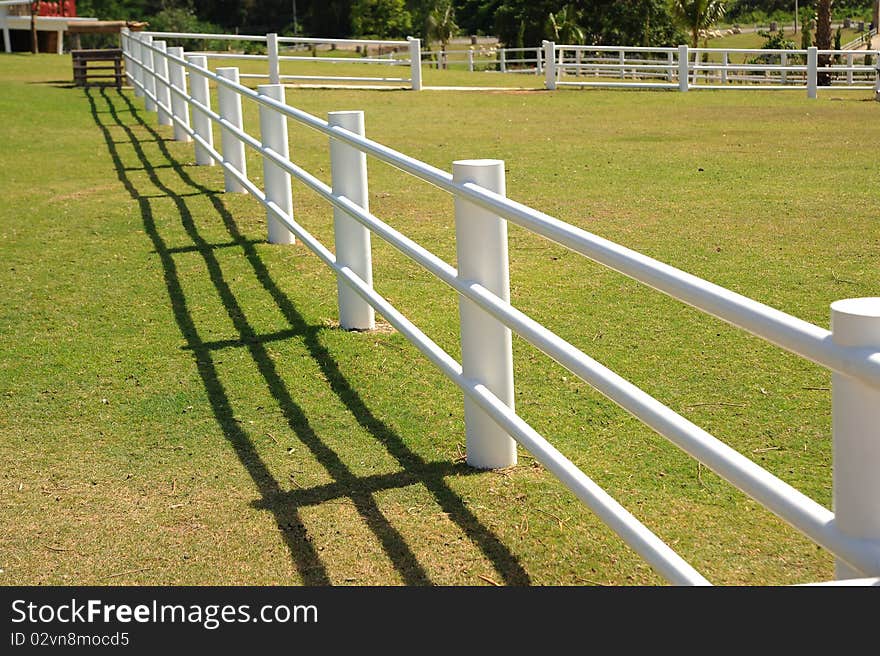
xmin=0 ymin=0 xmax=97 ymax=54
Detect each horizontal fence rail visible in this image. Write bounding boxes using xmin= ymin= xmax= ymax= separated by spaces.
xmin=121 ymin=28 xmax=880 ymax=584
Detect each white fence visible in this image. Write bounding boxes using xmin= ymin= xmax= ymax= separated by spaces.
xmin=543 ymin=41 xmax=880 ymax=97
xmin=121 ymin=28 xmax=880 ymax=585
xmin=423 ymin=46 xmax=544 ymax=74
xmin=140 ymin=30 xmax=422 ymax=90
xmin=841 ymin=28 xmax=877 ymax=51
xmin=129 ymin=31 xmax=880 ymax=99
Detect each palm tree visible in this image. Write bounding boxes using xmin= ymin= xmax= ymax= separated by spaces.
xmin=426 ymin=1 xmax=458 ymax=69
xmin=670 ymin=0 xmax=725 ymax=82
xmin=670 ymin=0 xmax=726 ymax=49
xmin=815 ymin=0 xmax=833 ymax=85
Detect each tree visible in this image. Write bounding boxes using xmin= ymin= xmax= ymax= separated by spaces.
xmin=800 ymin=20 xmax=812 ymax=51
xmin=546 ymin=4 xmax=585 ymax=44
xmin=669 ymin=0 xmax=725 ymax=49
xmin=303 ymin=0 xmax=356 ymax=37
xmin=351 ymin=0 xmax=412 ymax=38
xmin=426 ymin=0 xmax=457 ymax=66
xmin=584 ymin=0 xmax=684 ymax=46
xmin=493 ymin=0 xmax=558 ymax=48
xmin=493 ymin=0 xmax=684 ymax=49
xmin=453 ymin=0 xmax=502 ymax=36
xmin=408 ymin=0 xmax=457 ymax=44
xmin=815 ymin=0 xmax=832 ymax=85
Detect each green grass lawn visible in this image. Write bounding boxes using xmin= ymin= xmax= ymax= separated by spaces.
xmin=1 ymin=53 xmax=877 ymax=586
xmin=706 ymin=28 xmax=864 ymax=51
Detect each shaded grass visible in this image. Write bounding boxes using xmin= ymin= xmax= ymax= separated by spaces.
xmin=1 ymin=54 xmax=878 ymax=586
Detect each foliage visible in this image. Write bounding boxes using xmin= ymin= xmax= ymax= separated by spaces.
xmin=76 ymin=0 xmax=162 ymax=21
xmin=800 ymin=21 xmax=813 ymax=50
xmin=140 ymin=7 xmax=228 ymax=49
xmin=726 ymin=1 xmax=873 ymax=23
xmin=453 ymin=0 xmax=502 ymax=35
xmin=586 ymin=0 xmax=685 ymax=46
xmin=494 ymin=0 xmax=685 ymax=48
xmin=747 ymin=28 xmax=796 ymax=68
xmin=426 ymin=0 xmax=458 ymax=47
xmin=758 ymin=27 xmax=797 ymax=49
xmin=72 ymin=0 xmax=879 ymax=42
xmin=146 ymin=6 xmax=200 ymax=31
xmin=76 ymin=0 xmax=695 ymax=46
xmin=546 ymin=4 xmax=585 ymax=44
xmin=670 ymin=0 xmax=726 ymax=48
xmin=351 ymin=0 xmax=413 ymax=38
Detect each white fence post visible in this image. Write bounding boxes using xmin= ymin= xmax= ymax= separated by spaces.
xmin=267 ymin=33 xmax=280 ymax=84
xmin=216 ymin=67 xmax=247 ymax=193
xmin=678 ymin=45 xmax=689 ymax=91
xmin=408 ymin=37 xmax=422 ymax=90
xmin=780 ymin=51 xmax=787 ymax=84
xmin=874 ymin=59 xmax=880 ymax=100
xmin=453 ymin=159 xmax=516 ymax=470
xmin=187 ymin=55 xmax=215 ymax=166
xmin=134 ymin=33 xmax=146 ymax=97
xmin=258 ymin=84 xmax=295 ymax=245
xmin=467 ymin=48 xmax=474 ymax=72
xmin=574 ymin=48 xmax=581 ymax=76
xmin=153 ymin=41 xmax=173 ymax=127
xmin=619 ymin=49 xmax=625 ymax=79
xmin=830 ymin=297 xmax=880 ymax=579
xmin=536 ymin=46 xmax=543 ymax=74
xmin=667 ymin=50 xmax=674 ymax=81
xmin=1 ymin=6 xmax=10 ymax=54
xmin=847 ymin=52 xmax=854 ymax=85
xmin=167 ymin=46 xmax=192 ymax=143
xmin=543 ymin=40 xmax=556 ymax=90
xmin=126 ymin=31 xmax=143 ymax=98
xmin=500 ymin=48 xmax=506 ymax=73
xmin=120 ymin=29 xmax=130 ymax=80
xmin=329 ymin=111 xmax=375 ymax=331
xmin=807 ymin=46 xmax=818 ymax=98
xmin=722 ymin=50 xmax=729 ymax=84
xmin=142 ymin=34 xmax=157 ymax=113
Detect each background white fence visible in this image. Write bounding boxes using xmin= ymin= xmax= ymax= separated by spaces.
xmin=422 ymin=46 xmax=544 ymax=74
xmin=841 ymin=27 xmax=877 ymax=50
xmin=544 ymin=41 xmax=880 ymax=97
xmin=141 ymin=30 xmax=422 ymax=90
xmin=121 ymin=28 xmax=880 ymax=585
xmin=134 ymin=29 xmax=880 ymax=98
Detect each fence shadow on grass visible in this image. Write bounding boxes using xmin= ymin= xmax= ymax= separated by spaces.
xmin=85 ymin=86 xmax=531 ymax=585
